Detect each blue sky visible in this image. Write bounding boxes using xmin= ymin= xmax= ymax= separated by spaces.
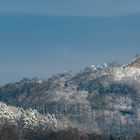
xmin=0 ymin=1 xmax=140 ymax=84
xmin=1 ymin=0 xmax=140 ymax=16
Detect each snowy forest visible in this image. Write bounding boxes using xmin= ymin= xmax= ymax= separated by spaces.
xmin=1 ymin=56 xmax=140 ymax=139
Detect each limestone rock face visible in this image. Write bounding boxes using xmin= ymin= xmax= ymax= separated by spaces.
xmin=124 ymin=56 xmax=140 ymax=68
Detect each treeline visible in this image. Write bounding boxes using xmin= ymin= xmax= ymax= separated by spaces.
xmin=0 ymin=123 xmax=140 ymax=140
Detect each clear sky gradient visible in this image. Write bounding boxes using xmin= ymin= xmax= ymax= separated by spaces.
xmin=0 ymin=0 xmax=140 ymax=84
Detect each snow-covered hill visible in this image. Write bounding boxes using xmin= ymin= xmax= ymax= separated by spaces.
xmin=1 ymin=56 xmax=140 ymax=138
xmin=0 ymin=102 xmax=65 ymax=131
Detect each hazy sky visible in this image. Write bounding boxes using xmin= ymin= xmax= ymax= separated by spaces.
xmin=0 ymin=0 xmax=140 ymax=84
xmin=1 ymin=0 xmax=140 ymax=16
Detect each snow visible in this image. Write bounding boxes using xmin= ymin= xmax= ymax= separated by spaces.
xmin=0 ymin=102 xmax=72 ymax=131
xmin=38 ymin=80 xmax=43 ymax=84
xmin=1 ymin=58 xmax=140 ymax=137
xmin=113 ymin=67 xmax=140 ymax=81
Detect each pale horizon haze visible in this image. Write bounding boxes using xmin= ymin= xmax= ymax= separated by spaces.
xmin=0 ymin=0 xmax=140 ymax=84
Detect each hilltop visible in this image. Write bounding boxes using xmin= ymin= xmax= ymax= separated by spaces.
xmin=1 ymin=56 xmax=140 ymax=139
